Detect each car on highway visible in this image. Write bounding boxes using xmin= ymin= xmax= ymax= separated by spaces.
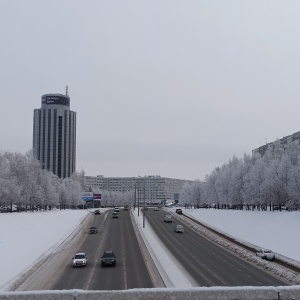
xmin=94 ymin=210 xmax=100 ymax=215
xmin=164 ymin=214 xmax=172 ymax=222
xmin=112 ymin=212 xmax=119 ymax=218
xmin=88 ymin=226 xmax=98 ymax=234
xmin=175 ymin=208 xmax=183 ymax=214
xmin=256 ymin=249 xmax=275 ymax=261
xmin=72 ymin=253 xmax=88 ymax=267
xmin=154 ymin=207 xmax=159 ymax=211
xmin=114 ymin=207 xmax=120 ymax=212
xmin=175 ymin=224 xmax=184 ymax=233
xmin=101 ymin=250 xmax=117 ymax=267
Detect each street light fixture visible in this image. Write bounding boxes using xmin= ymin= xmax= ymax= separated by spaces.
xmin=143 ymin=179 xmax=146 ymax=228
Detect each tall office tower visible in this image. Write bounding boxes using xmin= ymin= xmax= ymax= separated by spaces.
xmin=33 ymin=89 xmax=76 ymax=178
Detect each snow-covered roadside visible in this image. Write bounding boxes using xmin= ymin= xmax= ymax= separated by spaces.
xmin=181 ymin=208 xmax=300 ymax=263
xmin=0 ymin=209 xmax=89 ymax=291
xmin=166 ymin=207 xmax=300 ymax=285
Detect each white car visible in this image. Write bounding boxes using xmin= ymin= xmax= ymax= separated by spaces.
xmin=256 ymin=249 xmax=275 ymax=261
xmin=164 ymin=214 xmax=172 ymax=222
xmin=112 ymin=212 xmax=119 ymax=218
xmin=72 ymin=252 xmax=88 ymax=267
xmin=175 ymin=225 xmax=184 ymax=233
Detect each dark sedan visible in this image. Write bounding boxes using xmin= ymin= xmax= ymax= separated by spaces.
xmin=101 ymin=250 xmax=116 ymax=267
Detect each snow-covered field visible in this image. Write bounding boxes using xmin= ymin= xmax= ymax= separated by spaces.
xmin=0 ymin=209 xmax=89 ymax=291
xmin=1 ymin=207 xmax=300 ymax=291
xmin=182 ymin=208 xmax=300 ymax=262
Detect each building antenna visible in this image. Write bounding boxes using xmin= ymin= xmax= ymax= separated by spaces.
xmin=66 ymin=85 xmax=69 ymax=96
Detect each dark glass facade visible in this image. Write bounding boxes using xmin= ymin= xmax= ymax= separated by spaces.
xmin=33 ymin=94 xmax=76 ymax=178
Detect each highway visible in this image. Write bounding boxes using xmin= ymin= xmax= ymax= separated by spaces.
xmin=18 ymin=207 xmax=289 ymax=291
xmin=50 ymin=209 xmax=154 ymax=290
xmin=145 ymin=208 xmax=289 ymax=287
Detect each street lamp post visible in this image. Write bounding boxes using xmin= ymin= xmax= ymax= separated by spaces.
xmin=134 ymin=181 xmax=136 ymax=211
xmin=137 ymin=179 xmax=140 ymax=217
xmin=143 ymin=180 xmax=146 ymax=228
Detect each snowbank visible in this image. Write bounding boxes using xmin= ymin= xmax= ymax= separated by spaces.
xmin=0 ymin=209 xmax=89 ymax=291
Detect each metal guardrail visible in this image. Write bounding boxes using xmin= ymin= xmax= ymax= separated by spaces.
xmin=1 ymin=287 xmax=300 ymax=300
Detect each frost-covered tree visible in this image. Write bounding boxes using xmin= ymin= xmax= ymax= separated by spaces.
xmin=62 ymin=177 xmax=85 ymax=208
xmin=71 ymin=170 xmax=87 ymax=192
xmin=286 ymin=155 xmax=300 ymax=209
xmin=179 ymin=182 xmax=194 ymax=206
xmin=0 ymin=150 xmax=86 ymax=212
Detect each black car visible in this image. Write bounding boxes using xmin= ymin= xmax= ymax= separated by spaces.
xmin=101 ymin=250 xmax=116 ymax=267
xmin=175 ymin=208 xmax=183 ymax=215
xmin=88 ymin=226 xmax=98 ymax=234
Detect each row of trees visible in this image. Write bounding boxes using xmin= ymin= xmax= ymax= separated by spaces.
xmin=0 ymin=150 xmax=87 ymax=211
xmin=0 ymin=150 xmax=142 ymax=212
xmin=90 ymin=187 xmax=134 ymax=208
xmin=180 ymin=140 xmax=300 ymax=210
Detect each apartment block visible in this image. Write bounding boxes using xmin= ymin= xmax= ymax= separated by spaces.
xmin=252 ymin=131 xmax=300 ymax=156
xmin=85 ymin=175 xmax=193 ymax=203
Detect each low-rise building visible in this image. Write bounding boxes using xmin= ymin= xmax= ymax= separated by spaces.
xmin=85 ymin=175 xmax=193 ymax=204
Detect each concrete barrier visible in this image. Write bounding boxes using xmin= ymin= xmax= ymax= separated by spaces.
xmin=1 ymin=286 xmax=300 ymax=300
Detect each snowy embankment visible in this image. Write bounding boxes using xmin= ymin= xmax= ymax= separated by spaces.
xmin=182 ymin=208 xmax=300 ymax=262
xmin=169 ymin=207 xmax=300 ymax=285
xmin=0 ymin=209 xmax=89 ymax=291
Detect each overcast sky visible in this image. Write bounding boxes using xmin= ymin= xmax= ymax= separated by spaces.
xmin=1 ymin=1 xmax=300 ymax=181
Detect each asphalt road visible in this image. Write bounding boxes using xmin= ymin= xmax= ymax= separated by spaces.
xmin=145 ymin=208 xmax=289 ymax=287
xmin=50 ymin=209 xmax=154 ymax=290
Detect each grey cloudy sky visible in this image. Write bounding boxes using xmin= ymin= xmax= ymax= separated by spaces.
xmin=1 ymin=1 xmax=300 ymax=181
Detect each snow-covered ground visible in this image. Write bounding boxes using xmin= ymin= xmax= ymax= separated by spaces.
xmin=0 ymin=209 xmax=89 ymax=291
xmin=181 ymin=207 xmax=300 ymax=262
xmin=1 ymin=207 xmax=300 ymax=291
xmin=134 ymin=207 xmax=300 ymax=286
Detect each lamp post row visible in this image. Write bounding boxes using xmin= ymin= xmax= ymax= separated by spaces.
xmin=134 ymin=178 xmax=146 ymax=228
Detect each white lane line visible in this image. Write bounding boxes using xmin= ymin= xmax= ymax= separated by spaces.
xmin=121 ymin=223 xmax=128 ymax=289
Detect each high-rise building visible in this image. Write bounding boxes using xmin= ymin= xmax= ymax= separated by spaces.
xmin=33 ymin=90 xmax=76 ymax=178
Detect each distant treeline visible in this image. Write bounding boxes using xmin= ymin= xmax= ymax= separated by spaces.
xmin=180 ymin=140 xmax=300 ymax=211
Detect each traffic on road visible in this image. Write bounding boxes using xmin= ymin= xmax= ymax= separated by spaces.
xmin=21 ymin=206 xmax=289 ymax=290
